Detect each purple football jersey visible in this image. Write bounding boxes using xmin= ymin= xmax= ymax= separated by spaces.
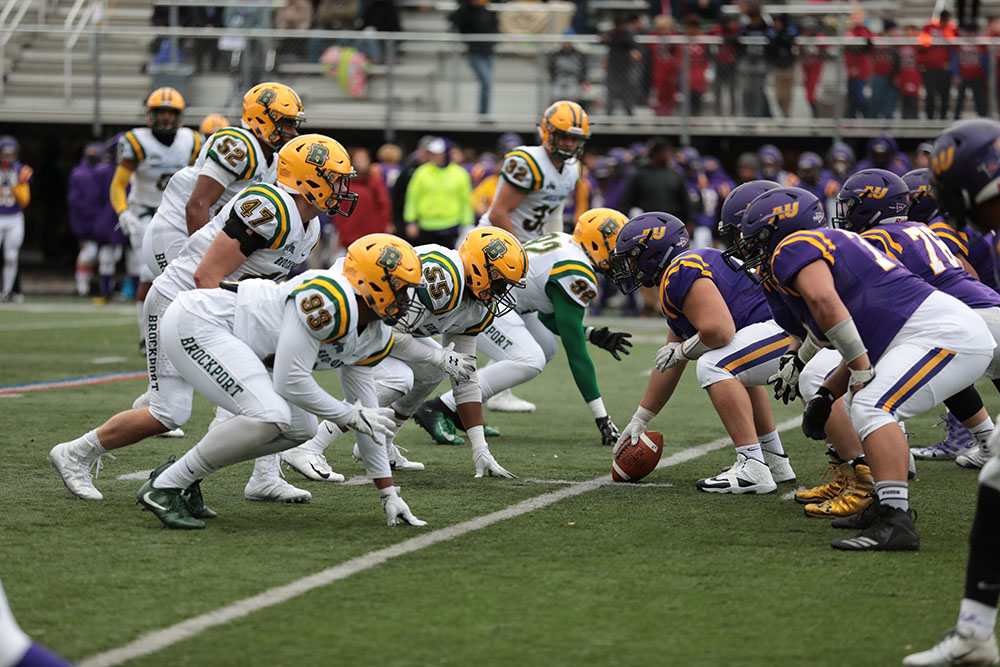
xmin=762 ymin=281 xmax=807 ymax=339
xmin=931 ymin=221 xmax=999 ymax=291
xmin=861 ymin=222 xmax=1000 ymax=309
xmin=660 ymin=248 xmax=771 ymax=340
xmin=0 ymin=161 xmax=30 ymax=215
xmin=770 ymin=228 xmax=936 ymax=362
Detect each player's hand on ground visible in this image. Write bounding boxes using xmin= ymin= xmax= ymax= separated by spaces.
xmin=117 ymin=209 xmax=142 ymax=236
xmin=382 ymin=491 xmax=427 ymax=527
xmin=588 ymin=326 xmax=633 ymax=361
xmin=768 ymin=351 xmax=805 ymax=404
xmin=347 ymin=403 xmax=396 ymax=444
xmin=473 ymin=447 xmax=516 ymax=478
xmin=596 ymin=415 xmax=620 ymax=447
xmin=654 ymin=342 xmax=686 ymax=372
xmin=434 ymin=342 xmax=478 ymax=383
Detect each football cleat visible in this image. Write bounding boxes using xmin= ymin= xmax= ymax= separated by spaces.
xmin=763 ymin=450 xmax=796 ymax=483
xmin=485 ymin=389 xmax=536 ymax=413
xmin=695 ymin=453 xmax=777 ymax=495
xmin=157 ymin=428 xmax=185 ymax=438
xmin=136 ymin=458 xmax=205 ymax=530
xmin=957 ymin=446 xmax=991 ymax=470
xmin=244 ymin=455 xmax=311 ymax=503
xmin=182 ymin=480 xmax=216 ymax=520
xmin=912 ymin=412 xmax=976 ymax=460
xmin=830 ymin=504 xmax=919 ymax=551
xmin=903 ymin=628 xmax=1000 ymax=666
xmin=413 ymin=402 xmax=465 ymax=445
xmin=795 ymin=456 xmax=851 ymax=505
xmin=48 ymin=441 xmax=109 ymax=501
xmin=281 ymin=446 xmax=346 ymax=483
xmin=804 ymin=464 xmax=874 ymax=518
xmin=388 ymin=443 xmax=425 ymax=472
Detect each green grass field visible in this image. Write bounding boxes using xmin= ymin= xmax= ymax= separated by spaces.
xmin=0 ymin=298 xmax=990 ymax=666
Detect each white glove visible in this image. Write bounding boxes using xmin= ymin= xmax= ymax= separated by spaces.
xmin=654 ymin=342 xmax=686 ymax=372
xmin=382 ymin=489 xmax=427 ymax=527
xmin=473 ymin=446 xmax=516 ymax=478
xmin=117 ymin=209 xmax=142 ymax=237
xmin=345 ymin=402 xmax=396 ymax=445
xmin=613 ymin=406 xmax=654 ymax=455
xmin=432 ymin=342 xmax=478 ymax=383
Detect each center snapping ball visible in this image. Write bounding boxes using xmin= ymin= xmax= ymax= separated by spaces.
xmin=612 ymin=431 xmax=664 ymax=482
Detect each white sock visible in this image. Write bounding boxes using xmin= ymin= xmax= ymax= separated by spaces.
xmin=875 ymin=480 xmax=908 ymax=511
xmin=299 ymin=420 xmax=347 ymax=454
xmin=66 ymin=429 xmax=106 ymax=462
xmin=587 ymin=397 xmax=608 ymax=419
xmin=971 ymin=417 xmax=996 ymax=452
xmin=736 ymin=443 xmax=764 ymax=463
xmin=758 ymin=429 xmax=785 ymax=456
xmin=959 ymin=598 xmax=999 ymax=640
xmin=153 ymin=450 xmax=214 ymax=490
xmin=0 ymin=579 xmax=31 ymax=667
xmin=75 ymin=270 xmax=92 ymax=296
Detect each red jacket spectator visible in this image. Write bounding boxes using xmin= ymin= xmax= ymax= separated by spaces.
xmin=709 ymin=19 xmax=739 ymax=66
xmin=872 ymin=42 xmax=897 ymax=78
xmin=919 ymin=17 xmax=957 ymax=70
xmin=956 ymin=42 xmax=986 ymax=81
xmin=333 ymin=148 xmax=393 ymax=248
xmin=687 ymin=40 xmax=710 ymax=94
xmin=649 ymin=15 xmax=680 ymax=115
xmin=897 ymin=39 xmax=922 ymax=98
xmin=845 ymin=24 xmax=873 ymax=81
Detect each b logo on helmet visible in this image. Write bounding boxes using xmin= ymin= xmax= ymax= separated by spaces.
xmin=861 ymin=186 xmax=888 ymax=199
xmin=257 ymin=88 xmax=277 ymax=106
xmin=931 ymin=146 xmax=955 ymax=176
xmin=482 ymin=238 xmax=508 ymax=261
xmin=305 ymin=143 xmax=330 ymax=167
xmin=598 ymin=219 xmax=620 ymax=238
xmin=377 ymin=246 xmax=403 ymax=271
xmin=771 ymin=202 xmax=799 ymax=221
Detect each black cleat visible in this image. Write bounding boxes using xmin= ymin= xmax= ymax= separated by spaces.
xmin=830 ymin=505 xmax=919 ymax=551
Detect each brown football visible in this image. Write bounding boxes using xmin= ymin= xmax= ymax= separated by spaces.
xmin=612 ymin=431 xmax=664 ymax=482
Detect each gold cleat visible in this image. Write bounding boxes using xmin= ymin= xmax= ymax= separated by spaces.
xmin=804 ymin=464 xmax=874 ymax=518
xmin=794 ymin=456 xmax=851 ymax=505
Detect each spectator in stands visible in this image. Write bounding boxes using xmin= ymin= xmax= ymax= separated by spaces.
xmin=451 ymin=0 xmax=499 ymax=116
xmin=710 ymin=15 xmax=740 ymax=116
xmin=956 ymin=0 xmax=980 ymax=33
xmin=376 ymin=142 xmax=403 ymax=191
xmin=920 ymin=9 xmax=957 ymax=119
xmin=767 ymin=13 xmax=797 ymax=119
xmin=274 ymin=0 xmax=313 ymax=63
xmin=649 ymin=15 xmax=679 ymax=116
xmin=403 ymin=137 xmax=473 ymax=248
xmin=603 ymin=14 xmax=642 ymax=116
xmin=223 ymin=6 xmax=271 ymax=90
xmin=549 ymin=31 xmax=591 ymax=110
xmin=870 ymin=20 xmax=900 ymax=119
xmin=844 ymin=9 xmax=873 ymax=119
xmin=898 ymin=24 xmax=922 ymax=119
xmin=312 ymin=0 xmax=361 ymax=62
xmin=799 ymin=17 xmax=827 ymax=117
xmin=332 ymin=147 xmax=393 ymax=261
xmin=683 ymin=15 xmax=710 ymax=116
xmin=954 ymin=26 xmax=988 ymax=118
xmin=360 ymin=0 xmax=401 ymax=62
xmin=68 ymin=143 xmax=105 ymax=298
xmin=738 ymin=1 xmax=773 ymax=118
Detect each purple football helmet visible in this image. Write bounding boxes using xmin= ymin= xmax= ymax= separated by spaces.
xmin=834 ymin=169 xmax=910 ymax=233
xmin=719 ymin=180 xmax=780 ymax=267
xmin=826 ymin=141 xmax=856 ymax=179
xmin=797 ymin=151 xmax=823 ymax=172
xmin=0 ymin=135 xmax=17 ymax=159
xmin=758 ymin=144 xmax=783 ymax=178
xmin=929 ymin=119 xmax=1000 ymax=233
xmin=738 ymin=187 xmax=826 ymax=283
xmin=701 ymin=155 xmax=721 ymax=175
xmin=496 ymin=132 xmax=523 ymax=155
xmin=608 ymin=212 xmax=690 ymax=294
xmin=902 ymin=168 xmax=939 ymax=223
xmin=677 ymin=147 xmax=701 ymax=171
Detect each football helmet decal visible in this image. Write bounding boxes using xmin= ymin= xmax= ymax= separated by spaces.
xmin=538 ymin=100 xmax=590 ymax=161
xmin=344 ymin=233 xmax=423 ymax=327
xmin=573 ymin=208 xmax=628 ymax=273
xmin=737 ymin=187 xmax=826 ymax=283
xmin=833 ymin=168 xmax=911 ymax=233
xmin=458 ymin=227 xmax=528 ymax=317
xmin=608 ymin=212 xmax=689 ymax=295
xmin=902 ymin=168 xmax=939 ymax=223
xmin=242 ymin=82 xmax=305 ymax=151
xmin=277 ymin=134 xmax=358 ymax=217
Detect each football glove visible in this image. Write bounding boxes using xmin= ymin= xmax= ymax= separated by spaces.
xmin=432 ymin=342 xmax=478 ymax=383
xmin=768 ymin=351 xmax=805 ymax=404
xmin=654 ymin=342 xmax=686 ymax=372
xmin=117 ymin=209 xmax=142 ymax=237
xmin=802 ymin=387 xmax=835 ymax=440
xmin=596 ymin=415 xmax=621 ymax=447
xmin=345 ymin=402 xmax=397 ymax=445
xmin=382 ymin=489 xmax=427 ymax=527
xmin=473 ymin=446 xmax=516 ymax=478
xmin=587 ymin=326 xmax=633 ymax=361
xmin=614 ymin=406 xmax=654 ymax=454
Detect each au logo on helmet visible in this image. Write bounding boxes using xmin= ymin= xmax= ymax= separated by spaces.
xmin=377 ymin=246 xmax=403 ymax=270
xmin=482 ymin=238 xmax=508 ymax=261
xmin=931 ymin=146 xmax=955 ymax=175
xmin=862 ymin=185 xmax=888 ymax=199
xmin=771 ymin=202 xmax=799 ymax=220
xmin=305 ymin=143 xmax=330 ymax=167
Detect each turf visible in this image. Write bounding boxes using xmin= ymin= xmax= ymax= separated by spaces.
xmin=0 ymin=299 xmax=989 ymax=666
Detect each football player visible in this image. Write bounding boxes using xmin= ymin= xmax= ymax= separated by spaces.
xmin=612 ymin=209 xmax=796 ymax=495
xmin=419 ymin=208 xmax=632 ymax=447
xmin=736 ymin=185 xmax=994 ymax=551
xmin=199 ymin=113 xmax=230 ymax=139
xmin=282 ymin=227 xmax=527 ymax=480
xmin=0 ymin=135 xmax=32 ymax=302
xmin=0 ymin=576 xmax=71 ymax=667
xmin=136 ymin=235 xmax=428 ymax=529
xmin=903 ymin=119 xmax=1000 ymax=666
xmin=48 ymin=135 xmax=351 ymax=503
xmin=111 ymin=88 xmax=202 ymax=346
xmin=142 ymin=82 xmax=304 ymax=278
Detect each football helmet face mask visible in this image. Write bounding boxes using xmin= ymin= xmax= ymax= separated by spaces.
xmin=200 ymin=113 xmax=230 ymax=137
xmin=719 ymin=180 xmax=780 ymax=268
xmin=145 ymin=87 xmax=185 ymax=141
xmin=458 ymin=227 xmax=528 ymax=318
xmin=833 ymin=169 xmax=911 ymax=233
xmin=539 ymin=100 xmax=590 ymax=162
xmin=344 ymin=234 xmax=423 ymax=327
xmin=928 ymin=119 xmax=1000 ymax=233
xmin=608 ymin=212 xmax=689 ymax=295
xmin=902 ymin=168 xmax=940 ymax=223
xmin=573 ymin=208 xmax=628 ymax=274
xmin=242 ymin=82 xmax=305 ymax=151
xmin=277 ymin=134 xmax=358 ymax=217
xmin=738 ymin=187 xmax=826 ymax=284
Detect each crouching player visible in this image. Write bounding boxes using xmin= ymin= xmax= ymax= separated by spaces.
xmin=736 ymin=186 xmax=994 ymax=550
xmin=611 ymin=211 xmax=795 ymax=494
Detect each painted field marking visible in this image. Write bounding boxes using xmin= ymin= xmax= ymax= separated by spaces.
xmin=0 ymin=370 xmax=146 ymax=397
xmin=0 ymin=317 xmax=135 ymax=332
xmin=79 ymin=416 xmax=801 ymax=667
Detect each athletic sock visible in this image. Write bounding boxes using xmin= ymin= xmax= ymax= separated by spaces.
xmin=971 ymin=417 xmax=996 ymax=453
xmin=587 ymin=397 xmax=608 ymax=420
xmin=298 ymin=420 xmax=347 ymax=454
xmin=874 ymin=480 xmax=908 ymax=511
xmin=736 ymin=443 xmax=764 ymax=463
xmin=758 ymin=429 xmax=785 ymax=456
xmin=958 ymin=598 xmax=999 ymax=640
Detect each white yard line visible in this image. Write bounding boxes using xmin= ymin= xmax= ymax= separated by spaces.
xmin=79 ymin=416 xmax=801 ymax=667
xmin=0 ymin=317 xmax=135 ymax=332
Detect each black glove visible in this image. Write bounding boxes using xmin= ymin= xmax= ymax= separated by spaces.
xmin=768 ymin=351 xmax=805 ymax=405
xmin=802 ymin=387 xmax=835 ymax=440
xmin=596 ymin=416 xmax=620 ymax=447
xmin=588 ymin=326 xmax=633 ymax=361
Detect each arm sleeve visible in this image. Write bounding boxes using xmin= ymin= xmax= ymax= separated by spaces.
xmin=545 ymin=282 xmax=601 ymax=402
xmin=110 ymin=165 xmax=132 ymax=214
xmin=443 ymin=332 xmax=482 ymax=405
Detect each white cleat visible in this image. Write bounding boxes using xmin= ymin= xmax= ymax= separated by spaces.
xmin=957 ymin=446 xmax=991 ymax=470
xmin=244 ymin=455 xmax=311 ymax=503
xmin=157 ymin=428 xmax=185 ymax=438
xmin=902 ymin=628 xmax=999 ymax=666
xmin=281 ymin=447 xmax=345 ymax=483
xmin=47 ymin=442 xmax=105 ymax=500
xmin=485 ymin=388 xmax=536 ymax=413
xmin=388 ymin=443 xmax=425 ymax=471
xmin=763 ymin=450 xmax=796 ymax=483
xmin=695 ymin=453 xmax=777 ymax=494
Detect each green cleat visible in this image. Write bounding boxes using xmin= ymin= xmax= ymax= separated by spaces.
xmin=183 ymin=480 xmax=217 ymax=519
xmin=414 ymin=403 xmax=465 ymax=445
xmin=483 ymin=424 xmax=501 ymax=437
xmin=136 ymin=458 xmax=205 ymax=530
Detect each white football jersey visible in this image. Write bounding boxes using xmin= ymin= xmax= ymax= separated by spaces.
xmin=118 ymin=127 xmax=201 ymax=209
xmin=517 ymin=232 xmax=598 ymax=314
xmin=406 ymin=244 xmax=493 ymax=337
xmin=156 ymin=127 xmax=276 ymax=233
xmin=479 ymin=145 xmax=581 ymax=243
xmin=152 ymin=183 xmax=319 ymax=301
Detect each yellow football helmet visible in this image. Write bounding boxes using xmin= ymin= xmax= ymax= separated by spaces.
xmin=538 ymin=100 xmax=590 ymax=161
xmin=458 ymin=227 xmax=528 ymax=317
xmin=145 ymin=87 xmax=185 ymax=136
xmin=199 ymin=113 xmax=230 ymax=136
xmin=344 ymin=233 xmax=423 ymax=327
xmin=573 ymin=208 xmax=628 ymax=273
xmin=242 ymin=82 xmax=305 ymax=150
xmin=277 ymin=134 xmax=358 ymax=217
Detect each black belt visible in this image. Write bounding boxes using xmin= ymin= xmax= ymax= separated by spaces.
xmin=220 ymin=281 xmax=239 ymax=294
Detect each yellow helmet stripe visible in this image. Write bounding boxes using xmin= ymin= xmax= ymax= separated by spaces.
xmin=124 ymin=131 xmax=145 ymax=162
xmin=420 ymin=251 xmax=462 ymax=314
xmin=291 ymin=277 xmax=350 ymax=342
xmin=507 ymin=149 xmax=543 ymax=191
xmin=550 ymin=260 xmax=597 ymax=285
xmin=242 ymin=185 xmax=291 ymax=250
xmin=356 ymin=332 xmax=395 ymax=366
